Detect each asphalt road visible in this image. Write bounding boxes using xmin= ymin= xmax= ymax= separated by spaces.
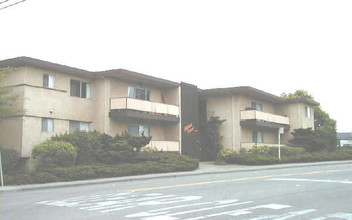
xmin=2 ymin=163 xmax=352 ymax=220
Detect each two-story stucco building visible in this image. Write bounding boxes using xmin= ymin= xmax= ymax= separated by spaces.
xmin=199 ymin=87 xmax=318 ymax=151
xmin=0 ymin=57 xmax=318 ymax=163
xmin=0 ymin=57 xmax=183 ymax=160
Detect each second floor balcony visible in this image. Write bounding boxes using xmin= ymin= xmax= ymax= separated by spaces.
xmin=110 ymin=97 xmax=180 ymax=123
xmin=240 ymin=110 xmax=290 ymax=131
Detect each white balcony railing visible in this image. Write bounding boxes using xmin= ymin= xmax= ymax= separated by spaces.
xmin=110 ymin=97 xmax=179 ymax=116
xmin=240 ymin=142 xmax=286 ymax=150
xmin=240 ymin=110 xmax=289 ymax=125
xmin=145 ymin=141 xmax=180 ymax=152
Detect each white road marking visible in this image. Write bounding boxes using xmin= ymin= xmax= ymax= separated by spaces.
xmin=130 ymin=201 xmax=253 ymax=219
xmin=328 ymin=213 xmax=352 ymax=219
xmin=249 ymin=209 xmax=316 ymax=220
xmin=202 ymin=203 xmax=290 ymax=218
xmin=272 ymin=209 xmax=316 ymax=220
xmin=269 ymin=178 xmax=352 ymax=184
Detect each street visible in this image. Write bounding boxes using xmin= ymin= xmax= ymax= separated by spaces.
xmin=2 ymin=162 xmax=352 ymax=220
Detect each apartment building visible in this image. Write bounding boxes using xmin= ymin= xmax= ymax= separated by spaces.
xmin=0 ymin=57 xmax=184 ymax=159
xmin=0 ymin=57 xmax=318 ymax=161
xmin=199 ymin=87 xmax=318 ymax=151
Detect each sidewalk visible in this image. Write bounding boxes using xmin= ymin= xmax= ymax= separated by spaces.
xmin=1 ymin=160 xmax=352 ymax=193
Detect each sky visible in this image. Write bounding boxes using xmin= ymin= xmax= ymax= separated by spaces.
xmin=1 ymin=0 xmax=351 ymax=132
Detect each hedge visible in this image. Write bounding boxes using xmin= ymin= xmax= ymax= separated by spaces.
xmin=218 ymin=146 xmax=352 ymax=165
xmin=4 ymin=153 xmax=199 ymax=185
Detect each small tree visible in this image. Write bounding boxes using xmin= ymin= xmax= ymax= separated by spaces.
xmin=0 ymin=67 xmax=21 ymax=122
xmin=289 ymin=128 xmax=334 ymax=152
xmin=200 ymin=116 xmax=225 ymax=160
xmin=282 ymin=90 xmax=337 ymax=150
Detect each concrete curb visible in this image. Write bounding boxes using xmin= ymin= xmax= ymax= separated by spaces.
xmin=1 ymin=160 xmax=352 ymax=193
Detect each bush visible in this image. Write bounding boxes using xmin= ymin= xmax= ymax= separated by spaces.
xmin=218 ymin=147 xmax=352 ymax=165
xmin=32 ymin=141 xmax=77 ymax=168
xmin=0 ymin=147 xmax=20 ymax=173
xmin=217 ymin=149 xmax=279 ymax=165
xmin=94 ymin=140 xmax=134 ymax=164
xmin=117 ymin=133 xmax=151 ymax=152
xmin=4 ymin=172 xmax=60 ymax=185
xmin=5 ymin=153 xmax=199 ymax=185
xmin=249 ymin=146 xmax=306 ymax=157
xmin=51 ymin=131 xmax=150 ymax=165
xmin=51 ymin=131 xmax=110 ymax=164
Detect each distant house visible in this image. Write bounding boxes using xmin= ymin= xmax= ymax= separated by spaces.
xmin=337 ymin=132 xmax=352 ymax=147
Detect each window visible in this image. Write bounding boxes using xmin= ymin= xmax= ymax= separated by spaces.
xmin=128 ymin=125 xmax=150 ymax=137
xmin=70 ymin=80 xmax=91 ymax=98
xmin=251 ymin=102 xmax=263 ymax=111
xmin=43 ymin=74 xmax=55 ymax=89
xmin=306 ymin=106 xmax=311 ymax=118
xmin=42 ymin=118 xmax=54 ymax=132
xmin=69 ymin=121 xmax=90 ymax=133
xmin=252 ymin=131 xmax=263 ymax=143
xmin=128 ymin=87 xmax=150 ymax=101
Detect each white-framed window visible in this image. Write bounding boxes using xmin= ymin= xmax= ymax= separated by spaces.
xmin=43 ymin=74 xmax=56 ymax=89
xmin=252 ymin=131 xmax=263 ymax=143
xmin=306 ymin=106 xmax=311 ymax=118
xmin=70 ymin=80 xmax=91 ymax=99
xmin=251 ymin=102 xmax=263 ymax=111
xmin=128 ymin=125 xmax=150 ymax=137
xmin=128 ymin=87 xmax=150 ymax=101
xmin=69 ymin=121 xmax=90 ymax=133
xmin=42 ymin=118 xmax=54 ymax=132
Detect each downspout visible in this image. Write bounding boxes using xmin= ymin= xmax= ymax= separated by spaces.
xmin=225 ymin=92 xmax=234 ymax=150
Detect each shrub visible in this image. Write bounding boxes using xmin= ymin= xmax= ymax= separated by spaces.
xmin=117 ymin=133 xmax=151 ymax=152
xmin=51 ymin=131 xmax=150 ymax=165
xmin=199 ymin=116 xmax=226 ymax=160
xmin=5 ymin=154 xmax=200 ymax=185
xmin=32 ymin=141 xmax=77 ymax=168
xmin=159 ymin=153 xmax=199 ymax=171
xmin=94 ymin=140 xmax=134 ymax=164
xmin=218 ymin=147 xmax=352 ymax=165
xmin=51 ymin=131 xmax=108 ymax=164
xmin=4 ymin=172 xmax=60 ymax=185
xmin=0 ymin=147 xmax=20 ymax=173
xmin=249 ymin=146 xmax=306 ymax=157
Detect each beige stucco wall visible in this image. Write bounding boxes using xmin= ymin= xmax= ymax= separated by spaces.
xmin=240 ymin=128 xmax=277 ymax=144
xmin=277 ymin=102 xmax=315 ymax=143
xmin=205 ymin=95 xmax=234 ymax=150
xmin=21 ymin=117 xmax=69 ymax=157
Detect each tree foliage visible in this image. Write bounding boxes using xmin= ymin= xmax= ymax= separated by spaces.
xmin=0 ymin=67 xmax=21 ymax=122
xmin=281 ymin=90 xmax=337 ymax=151
xmin=199 ymin=116 xmax=225 ymax=160
xmin=281 ymin=89 xmax=314 ymax=100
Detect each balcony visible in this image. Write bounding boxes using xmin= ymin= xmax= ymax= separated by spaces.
xmin=110 ymin=97 xmax=180 ymax=123
xmin=145 ymin=141 xmax=180 ymax=152
xmin=240 ymin=110 xmax=290 ymax=131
